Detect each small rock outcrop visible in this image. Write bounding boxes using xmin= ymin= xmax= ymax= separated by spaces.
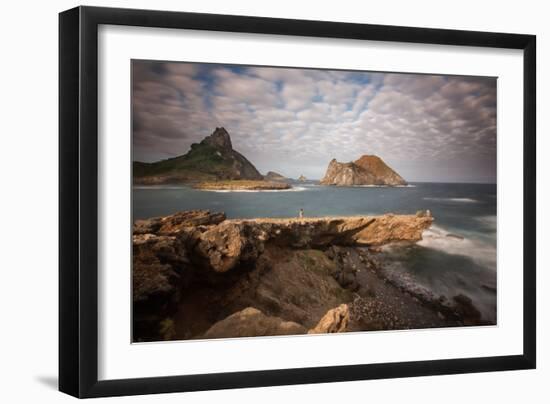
xmin=308 ymin=304 xmax=350 ymax=334
xmin=320 ymin=155 xmax=407 ymax=186
xmin=132 ymin=210 xmax=434 ymax=341
xmin=202 ymin=307 xmax=307 ymax=339
xmin=264 ymin=171 xmax=288 ymax=181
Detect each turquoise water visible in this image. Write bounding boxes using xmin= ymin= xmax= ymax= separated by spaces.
xmin=133 ymin=182 xmax=497 ymax=322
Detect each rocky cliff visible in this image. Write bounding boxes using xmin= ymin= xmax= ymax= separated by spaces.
xmin=132 ymin=210 xmax=439 ymax=341
xmin=320 ymin=155 xmax=407 ymax=186
xmin=133 ymin=127 xmax=263 ymax=184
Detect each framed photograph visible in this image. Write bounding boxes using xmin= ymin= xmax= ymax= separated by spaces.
xmin=59 ymin=6 xmax=536 ymax=398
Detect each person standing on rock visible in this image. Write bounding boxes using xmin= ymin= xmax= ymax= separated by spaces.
xmin=299 ymin=208 xmax=304 ymax=219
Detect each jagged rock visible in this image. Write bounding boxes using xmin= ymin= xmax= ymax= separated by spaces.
xmin=133 ymin=127 xmax=263 ymax=184
xmin=308 ymin=304 xmax=350 ymax=334
xmin=320 ymin=155 xmax=407 ymax=186
xmin=134 ymin=211 xmax=433 ymax=275
xmin=134 ymin=210 xmax=226 ymax=235
xmin=131 ymin=210 xmax=435 ymax=340
xmin=132 ymin=234 xmax=189 ymax=302
xmin=188 ymin=214 xmax=432 ymax=273
xmin=325 ymin=246 xmax=362 ymax=291
xmin=202 ymin=126 xmax=233 ymax=149
xmin=193 ymin=221 xmax=265 ymax=273
xmin=202 ymin=307 xmax=307 ymax=339
xmin=132 ymin=233 xmax=191 ymax=342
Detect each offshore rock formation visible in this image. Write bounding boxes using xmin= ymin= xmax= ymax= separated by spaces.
xmin=133 ymin=127 xmax=263 ymax=184
xmin=263 ymin=171 xmax=289 ymax=182
xmin=132 ymin=210 xmax=435 ymax=341
xmin=320 ymin=155 xmax=407 ymax=186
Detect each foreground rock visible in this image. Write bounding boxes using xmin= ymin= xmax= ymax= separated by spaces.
xmin=203 ymin=307 xmax=307 ymax=339
xmin=320 ymin=155 xmax=407 ymax=186
xmin=134 ymin=211 xmax=433 ymax=275
xmin=308 ymin=304 xmax=350 ymax=334
xmin=193 ymin=180 xmax=291 ymax=191
xmin=203 ymin=304 xmax=351 ymax=339
xmin=195 ymin=214 xmax=433 ymax=272
xmin=132 ymin=210 xmax=438 ymax=341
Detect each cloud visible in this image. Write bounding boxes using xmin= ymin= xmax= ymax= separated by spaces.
xmin=132 ymin=60 xmax=496 ymax=182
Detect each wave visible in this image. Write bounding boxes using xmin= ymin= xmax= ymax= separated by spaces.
xmin=416 ymin=225 xmax=496 ymax=269
xmin=423 ymin=197 xmax=478 ymax=203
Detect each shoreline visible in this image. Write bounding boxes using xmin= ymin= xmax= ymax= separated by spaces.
xmin=132 ymin=209 xmax=492 ymax=342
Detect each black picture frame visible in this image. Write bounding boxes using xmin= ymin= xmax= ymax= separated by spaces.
xmin=59 ymin=5 xmax=536 ymax=398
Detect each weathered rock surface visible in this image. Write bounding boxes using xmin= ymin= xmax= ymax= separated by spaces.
xmin=132 ymin=210 xmax=436 ymax=341
xmin=202 ymin=307 xmax=307 ymax=339
xmin=173 ymin=247 xmax=352 ymax=339
xmin=132 ymin=233 xmax=192 ymax=341
xmin=308 ymin=304 xmax=350 ymax=334
xmin=135 ymin=211 xmax=433 ymax=275
xmin=132 ymin=234 xmax=188 ymax=303
xmin=134 ymin=210 xmax=226 ymax=235
xmin=320 ymin=155 xmax=407 ymax=186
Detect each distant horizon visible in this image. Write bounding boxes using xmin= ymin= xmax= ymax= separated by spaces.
xmin=133 ymin=60 xmax=497 ymax=183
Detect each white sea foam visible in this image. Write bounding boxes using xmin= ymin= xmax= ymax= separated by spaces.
xmin=416 ymin=225 xmax=496 ymax=269
xmin=423 ymin=197 xmax=478 ymax=203
xmin=475 ymin=215 xmax=497 ymax=230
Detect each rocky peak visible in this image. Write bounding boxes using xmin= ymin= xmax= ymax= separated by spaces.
xmin=320 ymin=154 xmax=407 ymax=186
xmin=202 ymin=127 xmax=233 ymax=150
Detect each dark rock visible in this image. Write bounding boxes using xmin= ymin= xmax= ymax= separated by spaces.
xmin=452 ymin=294 xmax=482 ymax=325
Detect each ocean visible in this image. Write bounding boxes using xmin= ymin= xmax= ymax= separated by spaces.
xmin=133 ymin=182 xmax=497 ymax=323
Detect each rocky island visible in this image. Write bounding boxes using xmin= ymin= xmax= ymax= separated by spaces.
xmin=263 ymin=171 xmax=290 ymax=182
xmin=133 ymin=209 xmax=486 ymax=342
xmin=133 ymin=127 xmax=291 ymax=190
xmin=320 ymin=155 xmax=407 ymax=186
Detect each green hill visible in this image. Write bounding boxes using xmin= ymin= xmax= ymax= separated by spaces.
xmin=133 ymin=127 xmax=263 ymax=185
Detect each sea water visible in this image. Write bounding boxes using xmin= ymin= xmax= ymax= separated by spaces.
xmin=133 ymin=182 xmax=497 ymax=323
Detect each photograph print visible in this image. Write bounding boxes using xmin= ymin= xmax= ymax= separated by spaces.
xmin=131 ymin=60 xmax=497 ymax=343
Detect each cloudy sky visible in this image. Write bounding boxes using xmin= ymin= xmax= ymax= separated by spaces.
xmin=132 ymin=60 xmax=496 ymax=183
